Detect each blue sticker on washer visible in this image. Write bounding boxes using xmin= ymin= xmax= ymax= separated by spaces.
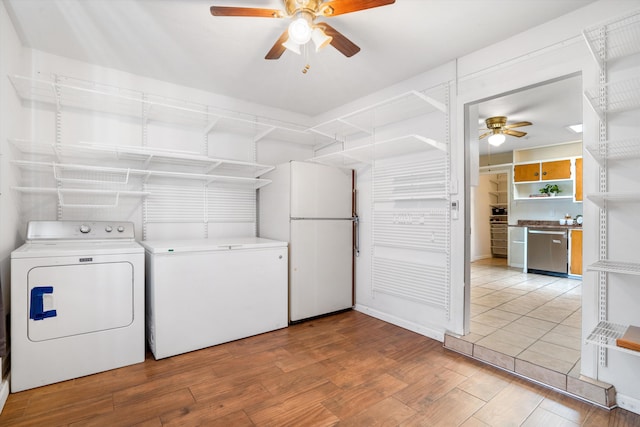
xmin=30 ymin=286 xmax=57 ymax=320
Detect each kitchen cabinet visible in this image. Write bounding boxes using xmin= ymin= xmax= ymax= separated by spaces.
xmin=512 ymin=157 xmax=581 ymax=201
xmin=508 ymin=226 xmax=526 ymax=270
xmin=541 ymin=159 xmax=571 ymax=180
xmin=582 ymin=10 xmax=640 ymax=358
xmin=570 ymin=229 xmax=583 ymax=275
xmin=575 ymin=157 xmax=583 ymax=202
xmin=514 ymin=163 xmax=540 ymax=182
xmin=513 ymin=159 xmax=571 ymax=182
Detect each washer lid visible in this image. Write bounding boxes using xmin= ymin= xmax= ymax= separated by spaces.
xmin=11 ymin=241 xmax=143 ymax=259
xmin=140 ymin=237 xmax=288 ymax=254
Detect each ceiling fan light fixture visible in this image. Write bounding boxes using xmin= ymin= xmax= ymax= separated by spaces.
xmin=282 ymin=38 xmax=302 ymax=55
xmin=311 ymin=27 xmax=332 ymax=51
xmin=488 ymin=132 xmax=506 ymax=146
xmin=288 ymin=14 xmax=312 ymax=44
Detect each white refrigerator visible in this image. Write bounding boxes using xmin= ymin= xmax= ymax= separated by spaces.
xmin=259 ymin=161 xmax=355 ymax=322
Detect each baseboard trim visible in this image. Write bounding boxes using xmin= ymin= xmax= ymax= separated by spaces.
xmin=616 ymin=393 xmax=640 ymax=415
xmin=354 ymin=304 xmax=444 ymax=342
xmin=0 ymin=374 xmax=9 ymax=415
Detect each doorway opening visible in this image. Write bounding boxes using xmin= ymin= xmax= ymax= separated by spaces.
xmin=463 ymin=73 xmax=584 ymax=385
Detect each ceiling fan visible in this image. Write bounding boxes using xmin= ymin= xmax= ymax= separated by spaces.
xmin=479 ymin=116 xmax=532 ymax=146
xmin=210 ymin=0 xmax=396 ymax=60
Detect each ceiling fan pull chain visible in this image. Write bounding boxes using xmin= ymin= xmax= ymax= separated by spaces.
xmin=302 ymin=43 xmax=311 ymax=74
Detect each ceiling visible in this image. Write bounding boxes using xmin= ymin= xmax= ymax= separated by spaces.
xmin=4 ymin=0 xmax=596 ymax=118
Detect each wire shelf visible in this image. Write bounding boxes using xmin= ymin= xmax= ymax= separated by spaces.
xmin=587 ymin=260 xmax=640 ymax=276
xmin=310 ymin=86 xmax=448 ymax=142
xmin=309 ymin=134 xmax=445 ymax=167
xmin=12 ymin=160 xmax=271 ymax=189
xmin=9 ymin=74 xmax=312 ymax=141
xmin=586 ymin=321 xmax=640 ymax=357
xmin=585 ymin=138 xmax=640 ymax=165
xmin=583 ymin=10 xmax=640 ymax=68
xmin=585 ymin=76 xmax=640 ymax=119
xmin=13 ymin=187 xmax=150 ymax=209
xmin=11 ymin=141 xmax=273 ymax=178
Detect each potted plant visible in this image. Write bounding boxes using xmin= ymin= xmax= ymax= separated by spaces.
xmin=539 ymin=183 xmax=561 ymax=197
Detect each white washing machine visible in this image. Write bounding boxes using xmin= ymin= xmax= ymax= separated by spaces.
xmin=10 ymin=221 xmax=145 ymax=392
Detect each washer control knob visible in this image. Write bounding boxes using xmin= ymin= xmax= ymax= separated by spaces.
xmin=117 ymin=226 xmax=125 ymax=233
xmin=79 ymin=224 xmax=91 ymax=234
xmin=105 ymin=226 xmax=113 ymax=233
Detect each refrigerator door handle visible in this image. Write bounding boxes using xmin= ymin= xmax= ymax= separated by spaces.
xmin=354 ymin=215 xmax=360 ymax=257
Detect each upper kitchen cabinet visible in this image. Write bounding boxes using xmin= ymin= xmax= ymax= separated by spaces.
xmin=512 ymin=157 xmax=581 ymax=201
xmin=575 ymin=157 xmax=583 ymax=202
xmin=513 ymin=162 xmax=540 ymax=182
xmin=513 ymin=159 xmax=571 ymax=182
xmin=541 ymin=159 xmax=571 ymax=180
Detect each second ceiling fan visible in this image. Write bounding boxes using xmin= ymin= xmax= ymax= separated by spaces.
xmin=480 ymin=116 xmax=532 ymax=146
xmin=210 ymin=0 xmax=396 ymax=59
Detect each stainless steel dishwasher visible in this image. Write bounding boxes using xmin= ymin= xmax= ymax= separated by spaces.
xmin=527 ymin=228 xmax=568 ymax=276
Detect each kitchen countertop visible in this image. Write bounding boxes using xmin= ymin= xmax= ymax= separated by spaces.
xmin=515 ymin=220 xmax=583 ymax=229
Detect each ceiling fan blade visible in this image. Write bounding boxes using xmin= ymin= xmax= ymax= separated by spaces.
xmin=503 ymin=121 xmax=532 ymax=129
xmin=265 ymin=30 xmax=289 ymax=60
xmin=316 ymin=23 xmax=360 ymax=57
xmin=504 ymin=129 xmax=527 ymax=138
xmin=479 ymin=131 xmax=491 ymax=139
xmin=210 ymin=6 xmax=284 ymax=18
xmin=319 ymin=0 xmax=395 ymax=17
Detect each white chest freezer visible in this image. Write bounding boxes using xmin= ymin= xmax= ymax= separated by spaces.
xmin=140 ymin=237 xmax=288 ymax=359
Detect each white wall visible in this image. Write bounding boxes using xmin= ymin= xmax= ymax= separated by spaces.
xmin=471 ymin=174 xmax=494 ymax=261
xmin=0 ymin=0 xmax=29 ymax=411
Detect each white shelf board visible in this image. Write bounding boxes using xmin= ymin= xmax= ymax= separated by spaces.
xmin=479 ymin=163 xmax=513 ymax=174
xmin=586 ymin=260 xmax=640 ymax=276
xmin=585 ymin=138 xmax=640 ymax=166
xmin=514 ymin=178 xmax=572 ymax=184
xmin=514 ymin=195 xmax=573 ymax=201
xmin=586 ymin=321 xmax=640 ymax=357
xmin=586 ymin=192 xmax=640 ymax=207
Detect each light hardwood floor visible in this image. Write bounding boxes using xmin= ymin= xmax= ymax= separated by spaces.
xmin=2 ymin=311 xmax=640 ymax=426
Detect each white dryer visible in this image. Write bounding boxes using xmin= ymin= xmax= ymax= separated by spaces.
xmin=11 ymin=221 xmax=145 ymax=392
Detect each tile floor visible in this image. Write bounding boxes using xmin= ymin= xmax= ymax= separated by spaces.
xmin=467 ymin=257 xmax=582 ymax=379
